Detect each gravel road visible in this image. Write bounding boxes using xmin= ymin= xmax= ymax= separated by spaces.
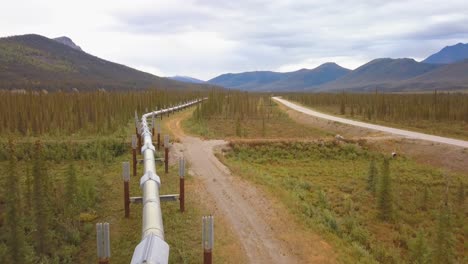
xmin=273 ymin=97 xmax=468 ymax=148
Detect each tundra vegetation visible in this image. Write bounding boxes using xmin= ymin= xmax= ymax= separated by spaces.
xmin=1 ymin=89 xmax=467 ymax=263
xmin=0 ymin=89 xmax=244 ymax=263
xmin=220 ymin=141 xmax=467 ymax=263
xmin=186 ymin=90 xmax=467 ymax=263
xmin=284 ymin=92 xmax=468 ymax=140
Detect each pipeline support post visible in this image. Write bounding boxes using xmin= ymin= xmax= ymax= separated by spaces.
xmin=157 ymin=122 xmax=161 ymax=151
xmin=202 ymin=216 xmax=214 ymax=264
xmin=151 ymin=113 xmax=155 ymax=140
xmin=179 ymin=157 xmax=185 ymax=212
xmin=164 ymin=135 xmax=170 ymax=173
xmin=123 ymin=162 xmax=130 ymax=218
xmin=137 ymin=122 xmax=142 ymax=151
xmin=132 ymin=135 xmax=137 ymax=177
xmin=96 ymin=222 xmax=111 ymax=264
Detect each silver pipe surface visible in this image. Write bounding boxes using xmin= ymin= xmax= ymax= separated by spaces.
xmin=131 ymin=99 xmax=204 ymax=264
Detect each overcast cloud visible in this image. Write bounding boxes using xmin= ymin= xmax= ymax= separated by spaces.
xmin=1 ymin=0 xmax=467 ymax=80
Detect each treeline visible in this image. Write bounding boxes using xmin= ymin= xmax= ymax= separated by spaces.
xmin=0 ymin=139 xmax=126 ymax=263
xmin=284 ymin=91 xmax=468 ymax=123
xmin=193 ymin=90 xmax=271 ymax=120
xmin=0 ymin=89 xmax=201 ymax=136
xmin=192 ymin=90 xmax=273 ymax=137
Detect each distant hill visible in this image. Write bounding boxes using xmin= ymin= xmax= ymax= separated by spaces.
xmin=423 ymin=43 xmax=468 ymax=64
xmin=0 ymin=34 xmax=211 ymax=91
xmin=169 ymin=76 xmax=205 ymax=84
xmin=208 ymin=63 xmax=350 ymax=91
xmin=315 ymin=58 xmax=440 ymax=92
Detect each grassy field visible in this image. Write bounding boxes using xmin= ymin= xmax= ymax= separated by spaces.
xmin=217 ymin=141 xmax=467 ymax=263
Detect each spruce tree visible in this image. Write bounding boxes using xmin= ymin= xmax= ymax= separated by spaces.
xmin=65 ymin=164 xmax=78 ymax=218
xmin=32 ymin=141 xmax=52 ymax=256
xmin=433 ymin=182 xmax=456 ymax=264
xmin=408 ymin=230 xmax=431 ymax=264
xmin=378 ymin=158 xmax=392 ymax=221
xmin=4 ymin=139 xmax=26 ymax=263
xmin=421 ymin=185 xmax=430 ymax=211
xmin=367 ymin=158 xmax=378 ymax=194
xmin=457 ymin=181 xmax=465 ymax=208
xmin=25 ymin=165 xmax=32 ymax=212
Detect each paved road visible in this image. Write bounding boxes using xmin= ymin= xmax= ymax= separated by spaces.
xmin=273 ymin=97 xmax=468 ymax=149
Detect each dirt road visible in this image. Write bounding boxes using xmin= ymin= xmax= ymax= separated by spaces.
xmin=273 ymin=97 xmax=468 ymax=148
xmin=166 ymin=111 xmax=336 ymax=264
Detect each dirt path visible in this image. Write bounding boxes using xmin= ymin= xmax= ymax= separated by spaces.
xmin=166 ymin=111 xmax=336 ymax=264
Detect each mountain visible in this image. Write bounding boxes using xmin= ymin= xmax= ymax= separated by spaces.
xmin=315 ymin=58 xmax=440 ymax=91
xmin=53 ymin=36 xmax=82 ymax=51
xmin=422 ymin=43 xmax=468 ymax=64
xmin=260 ymin=63 xmax=350 ymax=91
xmin=208 ymin=63 xmax=350 ymax=91
xmin=401 ymin=60 xmax=468 ymax=90
xmin=0 ymin=34 xmax=211 ymax=91
xmin=169 ymin=76 xmax=205 ymax=84
xmin=208 ymin=71 xmax=283 ymax=90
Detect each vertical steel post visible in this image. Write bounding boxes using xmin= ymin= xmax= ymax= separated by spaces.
xmin=97 ymin=222 xmax=111 ymax=264
xmin=123 ymin=162 xmax=130 ymax=218
xmin=202 ymin=216 xmax=214 ymax=264
xmin=164 ymin=135 xmax=169 ymax=173
xmin=137 ymin=121 xmax=142 ymax=151
xmin=157 ymin=123 xmax=161 ymax=151
xmin=179 ymin=157 xmax=185 ymax=212
xmin=132 ymin=135 xmax=137 ymax=177
xmin=151 ymin=113 xmax=155 ymax=140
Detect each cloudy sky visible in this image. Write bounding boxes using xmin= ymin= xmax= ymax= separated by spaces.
xmin=1 ymin=0 xmax=468 ymax=80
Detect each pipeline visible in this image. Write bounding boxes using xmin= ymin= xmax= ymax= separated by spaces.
xmin=131 ymin=99 xmax=204 ymax=264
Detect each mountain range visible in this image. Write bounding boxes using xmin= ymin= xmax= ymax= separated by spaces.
xmin=203 ymin=43 xmax=468 ymax=92
xmin=208 ymin=63 xmax=351 ymax=91
xmin=1 ymin=34 xmax=467 ymax=92
xmin=0 ymin=34 xmax=213 ymax=91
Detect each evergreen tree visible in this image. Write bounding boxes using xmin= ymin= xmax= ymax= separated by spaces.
xmin=366 ymin=158 xmax=378 ymax=193
xmin=340 ymin=100 xmax=345 ymax=115
xmin=457 ymin=181 xmax=465 ymax=208
xmin=408 ymin=230 xmax=431 ymax=264
xmin=433 ymin=183 xmax=456 ymax=264
xmin=25 ymin=165 xmax=33 ymax=211
xmin=32 ymin=141 xmax=52 ymax=256
xmin=4 ymin=139 xmax=26 ymax=263
xmin=421 ymin=185 xmax=430 ymax=211
xmin=378 ymin=158 xmax=393 ymax=221
xmin=65 ymin=164 xmax=78 ymax=218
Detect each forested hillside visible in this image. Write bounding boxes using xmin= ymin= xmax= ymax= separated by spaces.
xmin=0 ymin=34 xmax=213 ymax=91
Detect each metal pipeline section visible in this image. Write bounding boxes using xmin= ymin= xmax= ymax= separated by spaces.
xmin=131 ymin=99 xmax=204 ymax=264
